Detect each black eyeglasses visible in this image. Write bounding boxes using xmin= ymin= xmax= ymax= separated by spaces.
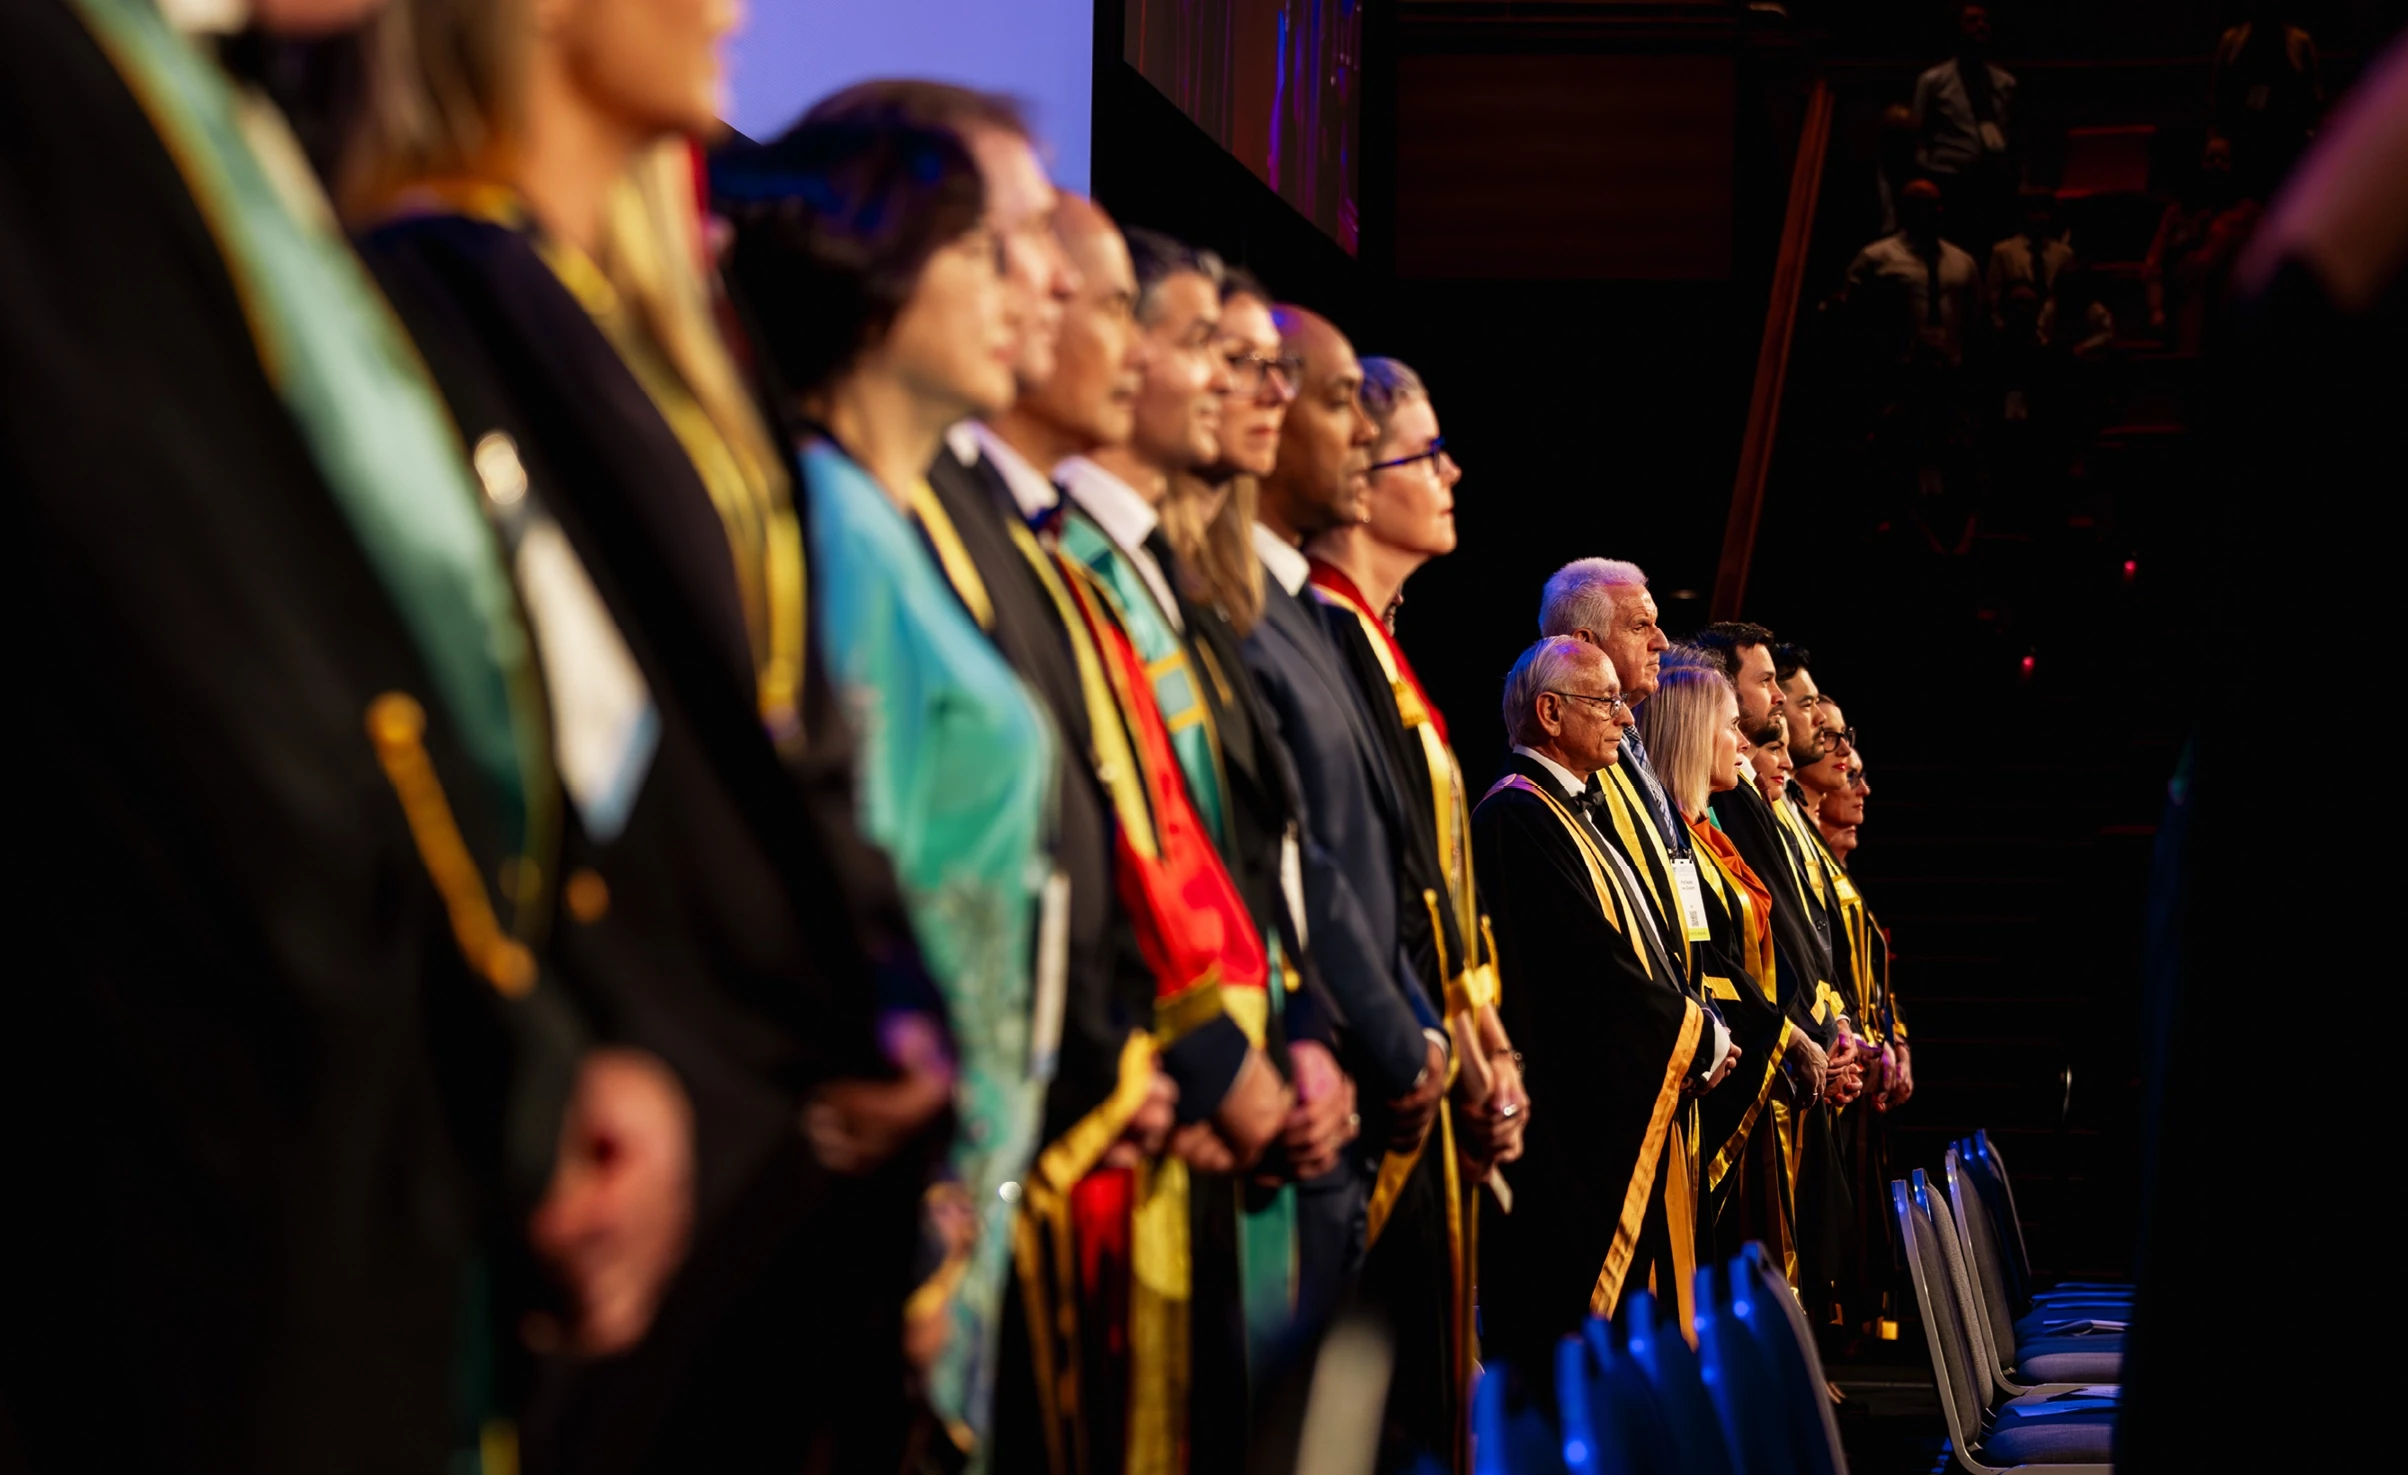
xmin=1225 ymin=351 xmax=1303 ymax=401
xmin=1828 ymin=726 xmax=1858 ymax=752
xmin=1367 ymin=436 xmax=1451 ymax=475
xmin=1547 ymin=689 xmax=1629 ymax=721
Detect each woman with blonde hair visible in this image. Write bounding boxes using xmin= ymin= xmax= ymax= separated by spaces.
xmin=347 ymin=0 xmax=951 ymax=1466
xmin=1635 ymin=648 xmax=1801 ymax=1261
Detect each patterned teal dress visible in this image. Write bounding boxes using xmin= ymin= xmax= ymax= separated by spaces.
xmin=800 ymin=441 xmax=1052 ymax=1457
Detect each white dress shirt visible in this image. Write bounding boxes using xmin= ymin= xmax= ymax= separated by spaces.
xmin=1057 ymin=457 xmax=1181 ymax=630
xmin=1251 ymin=520 xmax=1313 ymax=597
xmin=961 ymin=422 xmax=1062 ymax=522
xmin=1511 ymin=746 xmax=1732 ymax=1079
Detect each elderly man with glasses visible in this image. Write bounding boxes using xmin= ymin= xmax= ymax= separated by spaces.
xmin=1472 ymin=636 xmax=1739 ymax=1371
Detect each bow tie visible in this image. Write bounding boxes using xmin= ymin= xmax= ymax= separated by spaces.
xmin=1574 ymin=776 xmax=1609 ymax=817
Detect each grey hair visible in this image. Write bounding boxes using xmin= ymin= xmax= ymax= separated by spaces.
xmin=1502 ymin=636 xmax=1603 ymax=747
xmin=1538 ymin=557 xmax=1649 ymax=639
xmin=1359 ymin=356 xmax=1429 ymax=438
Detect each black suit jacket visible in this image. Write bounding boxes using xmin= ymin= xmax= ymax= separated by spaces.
xmin=1243 ymin=569 xmax=1436 ymax=1102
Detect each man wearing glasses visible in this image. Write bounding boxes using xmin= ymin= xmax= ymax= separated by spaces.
xmin=1472 ymin=636 xmax=1740 ymax=1369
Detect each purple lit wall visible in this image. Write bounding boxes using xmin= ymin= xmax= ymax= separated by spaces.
xmin=721 ymin=2 xmax=1095 ymax=192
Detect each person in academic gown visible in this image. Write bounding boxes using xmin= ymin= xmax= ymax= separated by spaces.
xmin=1304 ymin=354 xmax=1529 ymax=1467
xmin=1471 ymin=638 xmax=1737 ymax=1369
xmin=1633 ymin=651 xmax=1799 ymax=1266
xmin=0 ymin=1 xmax=691 ymax=1469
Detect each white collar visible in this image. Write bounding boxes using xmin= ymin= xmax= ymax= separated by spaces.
xmin=966 ymin=423 xmax=1061 ymax=521
xmin=1512 ymin=746 xmax=1590 ymax=801
xmin=1252 ymin=521 xmax=1312 ymax=596
xmin=1056 ymin=457 xmax=1159 ymax=552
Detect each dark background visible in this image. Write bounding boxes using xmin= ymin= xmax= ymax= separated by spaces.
xmin=1094 ymin=0 xmax=2408 ymax=1282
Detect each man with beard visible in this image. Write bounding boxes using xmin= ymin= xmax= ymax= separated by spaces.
xmin=1692 ymin=624 xmax=1862 ymax=1325
xmin=1246 ymin=306 xmax=1455 ymax=1467
xmin=1472 ymin=638 xmax=1736 ymax=1368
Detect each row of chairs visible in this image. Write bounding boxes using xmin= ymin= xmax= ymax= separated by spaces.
xmin=1466 ymin=1132 xmax=2134 ymax=1475
xmin=1470 ymin=1242 xmax=1848 ymax=1475
xmin=1893 ymin=1132 xmax=2132 ymax=1473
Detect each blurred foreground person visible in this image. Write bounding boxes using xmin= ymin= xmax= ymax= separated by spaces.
xmin=1472 ymin=639 xmax=1730 ymax=1371
xmin=2121 ymin=32 xmax=2408 ymax=1466
xmin=1635 ymin=651 xmax=1794 ymax=1268
xmin=1 ymin=0 xmax=693 ymax=1469
xmin=1308 ymin=356 xmax=1528 ymax=1465
xmin=345 ymin=1 xmax=947 ymax=1467
xmin=720 ymin=112 xmax=1058 ymax=1463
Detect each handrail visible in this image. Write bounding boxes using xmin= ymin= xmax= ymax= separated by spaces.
xmin=1711 ymin=77 xmax=1834 ymax=623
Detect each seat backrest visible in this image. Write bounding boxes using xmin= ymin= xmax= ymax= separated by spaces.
xmin=1915 ymin=1168 xmax=2010 ymax=1400
xmin=1892 ymin=1179 xmax=1989 ymax=1458
xmin=1563 ymin=1311 xmax=1675 ymax=1475
xmin=1692 ymin=1259 xmax=1796 ymax=1475
xmin=1624 ymin=1288 xmax=1739 ymax=1475
xmin=1475 ymin=1358 xmax=1571 ymax=1475
xmin=1972 ymin=1131 xmax=2034 ymax=1297
xmin=1945 ymin=1147 xmax=2022 ymax=1375
xmin=1730 ymin=1244 xmax=1848 ymax=1475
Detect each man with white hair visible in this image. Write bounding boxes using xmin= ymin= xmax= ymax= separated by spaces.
xmin=1471 ymin=637 xmax=1737 ymax=1367
xmin=1538 ymin=559 xmax=1710 ymax=1000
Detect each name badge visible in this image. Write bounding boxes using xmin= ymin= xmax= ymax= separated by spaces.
xmin=1670 ymin=856 xmax=1713 ymax=943
xmin=514 ymin=517 xmax=658 ymax=844
xmin=1027 ymin=868 xmax=1072 ymax=1082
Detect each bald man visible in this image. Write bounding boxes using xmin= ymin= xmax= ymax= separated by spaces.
xmin=1246 ymin=307 xmax=1469 ymax=1461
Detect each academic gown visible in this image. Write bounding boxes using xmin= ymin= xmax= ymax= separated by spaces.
xmin=358 ymin=207 xmax=928 ymax=1472
xmin=0 ymin=4 xmax=587 ymax=1468
xmin=1711 ymin=779 xmax=1855 ymax=1319
xmin=1686 ymin=815 xmax=1800 ymax=1264
xmin=1470 ymin=755 xmax=1706 ymax=1369
xmin=1308 ymin=568 xmax=1490 ymax=1469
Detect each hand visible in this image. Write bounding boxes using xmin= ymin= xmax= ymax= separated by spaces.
xmin=1171 ymin=1119 xmax=1237 ymax=1172
xmin=1209 ymin=1049 xmax=1292 ymax=1172
xmin=1693 ymin=1042 xmax=1743 ymax=1097
xmin=1891 ymin=1045 xmax=1916 ymax=1107
xmin=1385 ymin=1037 xmax=1449 ymax=1153
xmin=802 ymin=1010 xmax=954 ymax=1175
xmin=528 ymin=1048 xmax=695 ymax=1356
xmin=1103 ymin=1067 xmax=1178 ymax=1170
xmin=1787 ymin=1032 xmax=1829 ymax=1105
xmin=1825 ymin=1030 xmax=1866 ymax=1107
xmin=1279 ymin=1042 xmax=1358 ymax=1181
xmin=1456 ymin=1050 xmax=1530 ymax=1179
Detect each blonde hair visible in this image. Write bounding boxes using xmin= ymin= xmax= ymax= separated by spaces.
xmin=1635 ymin=650 xmax=1735 ymax=817
xmin=1160 ymin=472 xmax=1266 ymax=636
xmin=344 ymin=0 xmax=795 ymax=692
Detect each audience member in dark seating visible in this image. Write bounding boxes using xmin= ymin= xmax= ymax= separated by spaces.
xmin=1845 ymin=179 xmax=1983 ymax=374
xmin=2211 ymin=0 xmax=2323 ymax=192
xmin=1912 ymin=1 xmax=2017 ymax=245
xmin=2145 ymin=135 xmax=2263 ymax=353
xmin=1987 ymin=190 xmax=2071 ymax=337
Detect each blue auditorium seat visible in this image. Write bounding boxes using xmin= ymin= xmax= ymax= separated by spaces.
xmin=1726 ymin=1245 xmax=1848 ymax=1475
xmin=1914 ymin=1169 xmax=2125 ymax=1399
xmin=1621 ymin=1289 xmax=1737 ymax=1475
xmin=1964 ymin=1131 xmax=2134 ymax=1309
xmin=1693 ymin=1257 xmax=1802 ymax=1475
xmin=1474 ymin=1359 xmax=1570 ymax=1475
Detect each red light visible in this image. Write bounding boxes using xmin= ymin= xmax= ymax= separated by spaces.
xmin=2019 ymin=655 xmax=2037 ymax=677
xmin=2122 ymin=558 xmax=2138 ymax=582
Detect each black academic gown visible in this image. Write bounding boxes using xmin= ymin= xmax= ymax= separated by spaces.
xmin=1470 ymin=755 xmax=1706 ymax=1369
xmin=1711 ymin=779 xmax=1854 ymax=1323
xmin=1313 ymin=598 xmax=1477 ymax=1467
xmin=1686 ymin=819 xmax=1798 ymax=1262
xmin=0 ymin=6 xmax=584 ymax=1469
xmin=359 ymin=213 xmax=924 ymax=1474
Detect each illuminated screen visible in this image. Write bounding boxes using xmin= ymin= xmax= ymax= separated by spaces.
xmin=722 ymin=1 xmax=1093 ymax=191
xmin=1124 ymin=0 xmax=1361 ymax=253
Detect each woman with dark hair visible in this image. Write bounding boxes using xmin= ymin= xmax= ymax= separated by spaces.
xmin=717 ymin=113 xmax=1055 ymax=1463
xmin=344 ymin=1 xmax=952 ymax=1468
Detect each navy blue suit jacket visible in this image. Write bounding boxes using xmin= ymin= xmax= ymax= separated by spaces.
xmin=1243 ymin=567 xmax=1438 ymax=1101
